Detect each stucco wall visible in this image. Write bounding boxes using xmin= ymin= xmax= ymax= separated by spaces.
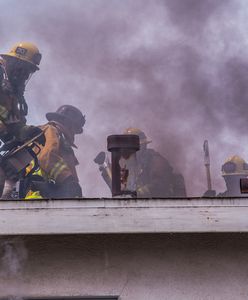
xmin=1 ymin=233 xmax=248 ymax=300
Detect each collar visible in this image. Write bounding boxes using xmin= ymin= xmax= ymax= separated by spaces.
xmin=48 ymin=121 xmax=77 ymax=148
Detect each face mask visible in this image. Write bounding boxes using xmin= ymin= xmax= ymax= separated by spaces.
xmin=7 ymin=59 xmax=35 ymax=95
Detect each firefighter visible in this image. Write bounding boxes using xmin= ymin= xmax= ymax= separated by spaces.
xmin=0 ymin=42 xmax=45 ymax=198
xmin=204 ymin=155 xmax=248 ymax=197
xmin=0 ymin=42 xmax=44 ymax=141
xmin=123 ymin=128 xmax=187 ymax=197
xmin=95 ymin=128 xmax=187 ymax=198
xmin=23 ymin=105 xmax=85 ymax=199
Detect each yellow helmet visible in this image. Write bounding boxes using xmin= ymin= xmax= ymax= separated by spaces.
xmin=221 ymin=155 xmax=248 ymax=176
xmin=1 ymin=42 xmax=41 ymax=70
xmin=124 ymin=127 xmax=152 ymax=145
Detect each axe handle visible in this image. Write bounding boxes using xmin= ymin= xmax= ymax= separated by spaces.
xmin=205 ymin=164 xmax=212 ymax=191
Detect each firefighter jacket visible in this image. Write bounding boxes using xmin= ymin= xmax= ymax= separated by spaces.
xmin=37 ymin=121 xmax=79 ymax=184
xmin=0 ymin=62 xmax=27 ymax=139
xmin=136 ymin=148 xmax=187 ymax=198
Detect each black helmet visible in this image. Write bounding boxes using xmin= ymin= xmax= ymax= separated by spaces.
xmin=46 ymin=105 xmax=85 ymax=134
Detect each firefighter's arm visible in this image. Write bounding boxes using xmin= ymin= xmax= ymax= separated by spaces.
xmin=10 ymin=124 xmax=46 ymax=145
xmin=0 ymin=62 xmax=13 ymax=122
xmin=38 ymin=125 xmax=73 ymax=183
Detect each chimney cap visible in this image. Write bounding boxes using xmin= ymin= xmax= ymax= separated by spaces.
xmin=107 ymin=134 xmax=140 ymax=152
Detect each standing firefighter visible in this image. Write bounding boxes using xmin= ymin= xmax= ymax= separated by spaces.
xmin=124 ymin=128 xmax=187 ymax=197
xmin=204 ymin=155 xmax=248 ymax=197
xmin=0 ymin=42 xmax=45 ymax=197
xmin=95 ymin=128 xmax=187 ymax=198
xmin=23 ymin=105 xmax=85 ymax=199
xmin=0 ymin=42 xmax=43 ymax=140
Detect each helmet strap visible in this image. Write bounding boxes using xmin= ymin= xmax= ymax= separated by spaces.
xmin=18 ymin=95 xmax=28 ymax=116
xmin=49 ymin=121 xmax=77 ymax=148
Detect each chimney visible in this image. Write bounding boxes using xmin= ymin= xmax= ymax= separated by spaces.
xmin=107 ymin=134 xmax=139 ymax=197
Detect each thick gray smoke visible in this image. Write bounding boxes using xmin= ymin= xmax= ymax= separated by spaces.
xmin=164 ymin=0 xmax=231 ymax=32
xmin=0 ymin=0 xmax=248 ymax=196
xmin=0 ymin=238 xmax=27 ymax=298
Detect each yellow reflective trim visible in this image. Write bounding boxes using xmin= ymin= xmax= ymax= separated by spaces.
xmin=52 ymin=164 xmax=67 ymax=181
xmin=37 ymin=169 xmax=43 ymax=177
xmin=25 ymin=190 xmax=43 ymax=200
xmin=25 ymin=160 xmax=35 ymax=175
xmin=50 ymin=161 xmax=63 ymax=178
xmin=26 ymin=160 xmax=45 ymax=178
xmin=0 ymin=105 xmax=8 ymax=119
xmin=32 ymin=168 xmax=43 ymax=177
xmin=50 ymin=160 xmax=67 ymax=180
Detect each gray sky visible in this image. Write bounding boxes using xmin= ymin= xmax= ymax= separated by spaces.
xmin=1 ymin=0 xmax=248 ymax=197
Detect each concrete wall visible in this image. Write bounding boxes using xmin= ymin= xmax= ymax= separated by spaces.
xmin=1 ymin=233 xmax=248 ymax=300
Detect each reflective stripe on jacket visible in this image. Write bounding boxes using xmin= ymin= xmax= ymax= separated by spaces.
xmin=25 ymin=190 xmax=43 ymax=199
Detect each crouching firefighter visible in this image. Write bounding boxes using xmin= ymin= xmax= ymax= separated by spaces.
xmin=0 ymin=130 xmax=45 ymax=198
xmin=22 ymin=105 xmax=85 ymax=199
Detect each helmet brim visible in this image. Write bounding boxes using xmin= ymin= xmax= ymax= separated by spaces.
xmin=1 ymin=54 xmax=39 ymax=71
xmin=222 ymin=173 xmax=248 ymax=177
xmin=46 ymin=112 xmax=83 ymax=134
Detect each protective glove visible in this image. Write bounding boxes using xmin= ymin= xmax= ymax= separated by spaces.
xmin=202 ymin=190 xmax=216 ymax=197
xmin=19 ymin=125 xmax=46 ymax=146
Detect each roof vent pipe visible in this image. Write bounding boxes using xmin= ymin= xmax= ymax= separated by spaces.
xmin=107 ymin=134 xmax=139 ymax=198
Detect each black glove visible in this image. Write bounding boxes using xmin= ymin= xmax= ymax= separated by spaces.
xmin=202 ymin=190 xmax=216 ymax=197
xmin=20 ymin=126 xmax=46 ymax=146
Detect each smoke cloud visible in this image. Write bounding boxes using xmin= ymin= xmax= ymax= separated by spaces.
xmin=0 ymin=0 xmax=248 ymax=196
xmin=0 ymin=238 xmax=28 ymax=298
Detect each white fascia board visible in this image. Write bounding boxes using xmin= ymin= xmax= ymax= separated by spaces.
xmin=0 ymin=197 xmax=248 ymax=235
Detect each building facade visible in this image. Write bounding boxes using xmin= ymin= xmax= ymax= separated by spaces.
xmin=0 ymin=198 xmax=248 ymax=300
